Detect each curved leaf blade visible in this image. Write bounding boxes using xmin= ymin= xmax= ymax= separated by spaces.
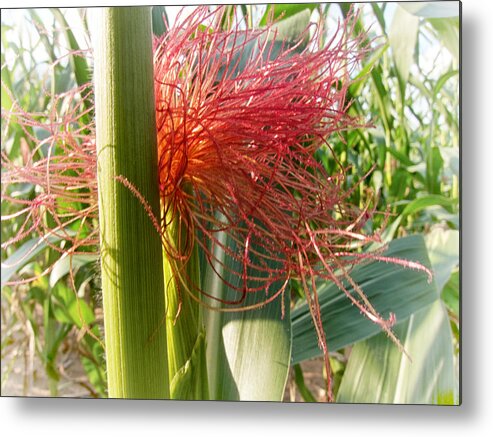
xmin=49 ymin=253 xmax=98 ymax=288
xmin=337 ymin=300 xmax=458 ymax=404
xmin=291 ymin=235 xmax=438 ymax=364
xmin=204 ymin=232 xmax=291 ymax=401
xmin=1 ymin=234 xmax=65 ymax=287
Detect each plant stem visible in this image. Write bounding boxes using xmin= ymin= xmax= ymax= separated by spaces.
xmin=163 ymin=213 xmax=200 ymax=379
xmin=163 ymin=206 xmax=209 ymax=399
xmin=93 ymin=7 xmax=169 ymax=399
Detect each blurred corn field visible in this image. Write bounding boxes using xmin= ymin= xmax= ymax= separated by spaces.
xmin=1 ymin=3 xmax=459 ymax=403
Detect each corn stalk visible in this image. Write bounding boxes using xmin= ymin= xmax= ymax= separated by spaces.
xmin=93 ymin=7 xmax=169 ymax=398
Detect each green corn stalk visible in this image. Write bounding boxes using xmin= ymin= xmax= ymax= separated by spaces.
xmin=93 ymin=7 xmax=169 ymax=399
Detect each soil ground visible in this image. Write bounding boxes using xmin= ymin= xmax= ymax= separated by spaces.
xmin=2 ymin=297 xmax=326 ymax=401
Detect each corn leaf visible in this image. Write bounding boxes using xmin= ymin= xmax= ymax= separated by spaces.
xmin=219 ymin=10 xmax=312 ymax=81
xmin=389 ymin=5 xmax=419 ymax=98
xmin=51 ymin=281 xmax=95 ymax=328
xmin=291 ymin=235 xmax=437 ymax=364
xmin=49 ymin=253 xmax=98 ymax=288
xmin=204 ymin=234 xmax=291 ymax=401
xmin=442 ymin=270 xmax=459 ymax=316
xmin=50 ymin=8 xmax=92 ymax=122
xmin=269 ymin=9 xmax=312 ymax=42
xmin=151 ymin=6 xmax=168 ymax=37
xmin=401 ymin=194 xmax=457 ymax=218
xmin=1 ymin=234 xmax=67 ymax=287
xmin=51 ymin=8 xmax=90 ymax=88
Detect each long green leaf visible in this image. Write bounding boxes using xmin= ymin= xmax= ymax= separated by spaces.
xmin=291 ymin=235 xmax=437 ymax=364
xmin=1 ymin=24 xmax=15 ymax=113
xmin=293 ymin=363 xmax=317 ymax=402
xmin=401 ymin=194 xmax=457 ymax=218
xmin=51 ymin=281 xmax=95 ymax=328
xmin=151 ymin=6 xmax=168 ymax=37
xmin=336 ymin=300 xmax=458 ymax=404
xmin=50 ymin=9 xmax=91 ymax=88
xmin=50 ymin=8 xmax=92 ymax=122
xmin=442 ymin=270 xmax=459 ymax=316
xmin=269 ymin=9 xmax=312 ymax=42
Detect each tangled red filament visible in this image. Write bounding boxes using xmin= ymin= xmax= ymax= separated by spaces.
xmin=152 ymin=7 xmax=431 ymax=400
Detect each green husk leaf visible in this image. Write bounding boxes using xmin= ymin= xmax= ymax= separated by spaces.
xmin=163 ymin=211 xmax=204 ymax=393
xmin=170 ymin=330 xmax=209 ymax=400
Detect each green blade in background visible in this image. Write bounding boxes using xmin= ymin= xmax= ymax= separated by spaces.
xmin=217 ymin=9 xmax=313 ymax=82
xmin=291 ymin=235 xmax=438 ymax=364
xmin=399 ymin=2 xmax=460 ymax=18
xmin=151 ymin=6 xmax=168 ymax=37
xmin=428 ymin=17 xmax=460 ymax=64
xmin=203 ymin=232 xmax=291 ymax=401
xmin=336 ymin=299 xmax=457 ymax=404
xmin=1 ymin=234 xmax=69 ymax=287
xmin=259 ymin=3 xmax=317 ymax=26
xmin=400 ymin=1 xmax=460 ymax=67
xmin=51 ymin=8 xmax=91 ymax=89
xmin=389 ymin=5 xmax=419 ymax=99
xmin=50 ymin=8 xmax=93 ymax=124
